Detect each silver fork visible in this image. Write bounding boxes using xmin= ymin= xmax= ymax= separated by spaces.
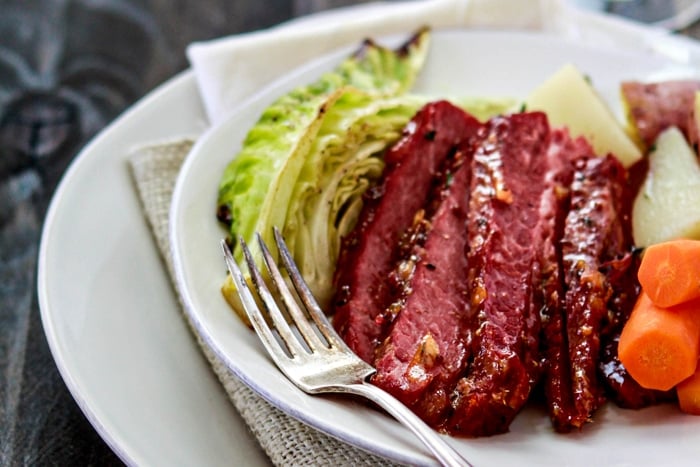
xmin=220 ymin=228 xmax=472 ymax=467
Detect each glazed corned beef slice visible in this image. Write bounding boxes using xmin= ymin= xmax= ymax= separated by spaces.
xmin=443 ymin=112 xmax=551 ymax=437
xmin=332 ymin=101 xmax=483 ymax=364
xmin=372 ymin=145 xmax=476 ymax=427
xmin=534 ymin=136 xmax=658 ymax=431
xmin=535 ymin=129 xmax=595 ymax=432
xmin=559 ymin=154 xmax=631 ymax=428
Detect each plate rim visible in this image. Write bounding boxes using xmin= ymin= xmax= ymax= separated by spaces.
xmin=37 ymin=69 xmax=192 ymax=465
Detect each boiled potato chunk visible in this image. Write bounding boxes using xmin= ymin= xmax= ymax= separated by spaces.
xmin=632 ymin=127 xmax=700 ymax=246
xmin=526 ymin=64 xmax=642 ymax=167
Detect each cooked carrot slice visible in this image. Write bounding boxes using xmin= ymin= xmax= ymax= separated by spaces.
xmin=638 ymin=239 xmax=700 ymax=308
xmin=618 ymin=292 xmax=700 ymax=391
xmin=678 ymin=367 xmax=700 ymax=415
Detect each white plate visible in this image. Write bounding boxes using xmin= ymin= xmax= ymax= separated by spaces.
xmin=37 ymin=72 xmax=269 ymax=466
xmin=172 ymin=30 xmax=700 ymax=466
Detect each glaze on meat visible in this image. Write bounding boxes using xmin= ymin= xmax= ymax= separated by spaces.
xmin=333 ymin=106 xmax=645 ymax=437
xmin=443 ymin=112 xmax=550 ymax=436
xmin=559 ymin=155 xmax=628 ymax=427
xmin=332 ymin=101 xmax=482 ymax=363
xmin=372 ymin=147 xmax=476 ymax=426
xmin=536 ymin=129 xmax=594 ymax=432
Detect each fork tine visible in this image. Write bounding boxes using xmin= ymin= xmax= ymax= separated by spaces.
xmin=256 ymin=233 xmax=327 ymax=352
xmin=220 ymin=240 xmax=294 ymax=364
xmin=272 ymin=227 xmax=349 ymax=351
xmin=238 ymin=237 xmax=307 ymax=358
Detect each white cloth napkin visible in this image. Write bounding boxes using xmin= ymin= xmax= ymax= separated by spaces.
xmin=186 ymin=0 xmax=696 ymax=126
xmin=187 ymin=0 xmax=545 ymax=124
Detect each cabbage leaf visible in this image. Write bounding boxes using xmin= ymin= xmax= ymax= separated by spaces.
xmin=217 ymin=28 xmax=431 ymax=264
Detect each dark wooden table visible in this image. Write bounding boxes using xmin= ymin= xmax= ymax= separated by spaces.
xmin=1 ymin=1 xmax=699 ymax=465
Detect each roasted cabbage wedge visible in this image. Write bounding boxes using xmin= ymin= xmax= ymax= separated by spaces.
xmin=216 ymin=28 xmax=516 ymax=321
xmin=216 ymin=29 xmax=430 ymax=321
xmin=217 ymin=28 xmax=430 ymax=260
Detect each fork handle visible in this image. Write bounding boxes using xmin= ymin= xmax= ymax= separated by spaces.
xmin=343 ymin=381 xmax=473 ymax=467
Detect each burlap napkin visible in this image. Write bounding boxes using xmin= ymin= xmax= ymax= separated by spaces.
xmin=129 ymin=141 xmax=400 ymax=466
